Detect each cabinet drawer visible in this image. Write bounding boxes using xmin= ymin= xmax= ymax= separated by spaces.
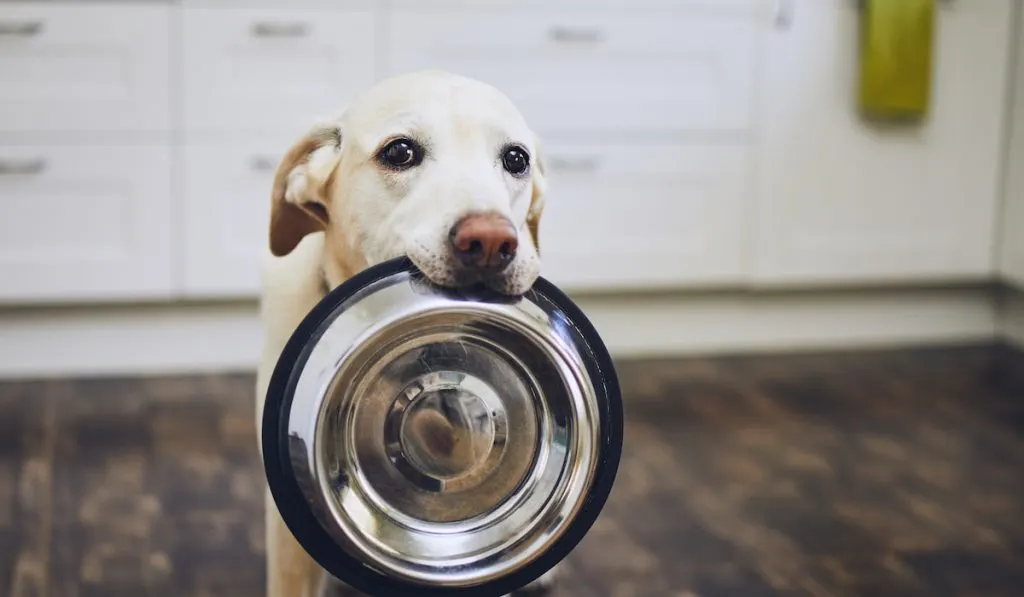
xmin=181 ymin=141 xmax=286 ymax=296
xmin=0 ymin=3 xmax=171 ymax=133
xmin=385 ymin=9 xmax=758 ymax=135
xmin=181 ymin=8 xmax=376 ymax=133
xmin=537 ymin=142 xmax=750 ymax=289
xmin=0 ymin=145 xmax=174 ymax=302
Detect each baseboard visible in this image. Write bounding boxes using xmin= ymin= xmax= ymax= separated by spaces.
xmin=0 ymin=286 xmax=1000 ymax=380
xmin=999 ymin=286 xmax=1024 ymax=349
xmin=0 ymin=302 xmax=264 ymax=381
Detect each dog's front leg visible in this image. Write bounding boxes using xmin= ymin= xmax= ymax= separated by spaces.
xmin=511 ymin=565 xmax=559 ymax=595
xmin=266 ymin=490 xmax=324 ymax=597
xmin=312 ymin=559 xmax=561 ymax=597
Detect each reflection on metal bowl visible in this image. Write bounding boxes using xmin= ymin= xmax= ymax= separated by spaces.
xmin=262 ymin=257 xmax=623 ymax=597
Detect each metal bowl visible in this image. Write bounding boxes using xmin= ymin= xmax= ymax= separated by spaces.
xmin=261 ymin=257 xmax=623 ymax=597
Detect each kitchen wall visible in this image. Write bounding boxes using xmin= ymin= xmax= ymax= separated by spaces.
xmin=1 ymin=0 xmax=1022 ymax=378
xmin=1001 ymin=0 xmax=1024 ymax=292
xmin=1001 ymin=0 xmax=1024 ymax=348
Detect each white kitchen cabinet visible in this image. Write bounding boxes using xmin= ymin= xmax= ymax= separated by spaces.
xmin=0 ymin=3 xmax=171 ymax=133
xmin=384 ymin=8 xmax=759 ymax=136
xmin=0 ymin=145 xmax=175 ymax=303
xmin=751 ymin=0 xmax=1013 ymax=285
xmin=538 ymin=142 xmax=750 ymax=290
xmin=181 ymin=7 xmax=376 ymax=133
xmin=181 ymin=141 xmax=286 ymax=297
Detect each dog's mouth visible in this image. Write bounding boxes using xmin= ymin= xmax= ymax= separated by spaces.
xmin=418 ymin=263 xmax=523 ymax=296
xmin=403 ymin=248 xmax=537 ymax=298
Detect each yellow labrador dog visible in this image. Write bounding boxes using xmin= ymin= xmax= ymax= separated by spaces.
xmin=255 ymin=70 xmax=554 ymax=597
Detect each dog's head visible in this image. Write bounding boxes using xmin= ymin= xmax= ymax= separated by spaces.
xmin=268 ymin=70 xmax=547 ymax=296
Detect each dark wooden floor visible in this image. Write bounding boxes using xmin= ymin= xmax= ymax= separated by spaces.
xmin=1 ymin=344 xmax=1023 ymax=597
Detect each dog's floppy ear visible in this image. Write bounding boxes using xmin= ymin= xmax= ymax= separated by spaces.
xmin=527 ymin=137 xmax=547 ymax=253
xmin=269 ymin=122 xmax=343 ymax=257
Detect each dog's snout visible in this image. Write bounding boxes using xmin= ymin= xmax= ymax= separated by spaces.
xmin=449 ymin=213 xmax=518 ymax=272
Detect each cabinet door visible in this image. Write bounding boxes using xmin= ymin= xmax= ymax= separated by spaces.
xmin=181 ymin=142 xmax=283 ymax=297
xmin=0 ymin=145 xmax=174 ymax=303
xmin=538 ymin=143 xmax=750 ymax=290
xmin=181 ymin=7 xmax=376 ymax=133
xmin=751 ymin=0 xmax=1013 ymax=285
xmin=384 ymin=8 xmax=758 ymax=136
xmin=0 ymin=3 xmax=171 ymax=133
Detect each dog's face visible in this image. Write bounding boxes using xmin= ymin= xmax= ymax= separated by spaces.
xmin=268 ymin=70 xmax=547 ymax=295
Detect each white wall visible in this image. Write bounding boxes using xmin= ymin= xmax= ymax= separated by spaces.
xmin=1000 ymin=1 xmax=1024 ymax=288
xmin=997 ymin=1 xmax=1024 ymax=349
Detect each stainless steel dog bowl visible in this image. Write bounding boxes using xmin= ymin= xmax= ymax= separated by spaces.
xmin=261 ymin=257 xmax=623 ymax=597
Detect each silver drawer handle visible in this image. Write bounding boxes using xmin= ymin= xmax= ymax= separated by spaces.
xmin=0 ymin=158 xmax=46 ymax=175
xmin=548 ymin=26 xmax=605 ymax=44
xmin=0 ymin=20 xmax=44 ymax=36
xmin=249 ymin=156 xmax=278 ymax=172
xmin=251 ymin=21 xmax=310 ymax=38
xmin=774 ymin=0 xmax=795 ymax=29
xmin=548 ymin=156 xmax=600 ymax=173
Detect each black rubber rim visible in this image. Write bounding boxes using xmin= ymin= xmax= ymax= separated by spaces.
xmin=261 ymin=256 xmax=624 ymax=597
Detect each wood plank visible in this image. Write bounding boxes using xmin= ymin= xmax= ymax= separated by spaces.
xmin=0 ymin=381 xmax=57 ymax=597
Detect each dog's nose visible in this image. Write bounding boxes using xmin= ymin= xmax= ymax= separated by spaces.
xmin=449 ymin=213 xmax=518 ymax=272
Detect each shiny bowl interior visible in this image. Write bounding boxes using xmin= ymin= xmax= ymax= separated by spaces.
xmin=262 ymin=257 xmax=623 ymax=597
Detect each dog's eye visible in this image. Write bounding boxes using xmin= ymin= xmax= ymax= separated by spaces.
xmin=502 ymin=146 xmax=530 ymax=176
xmin=378 ymin=138 xmax=422 ymax=169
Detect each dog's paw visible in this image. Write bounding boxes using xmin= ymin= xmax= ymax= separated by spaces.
xmin=319 ymin=567 xmax=559 ymax=597
xmin=509 ymin=567 xmax=559 ymax=595
xmin=317 ymin=573 xmax=365 ymax=597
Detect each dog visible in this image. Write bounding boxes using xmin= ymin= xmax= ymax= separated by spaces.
xmin=254 ymin=70 xmax=555 ymax=597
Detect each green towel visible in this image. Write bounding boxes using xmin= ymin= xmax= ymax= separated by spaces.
xmin=858 ymin=0 xmax=936 ymax=122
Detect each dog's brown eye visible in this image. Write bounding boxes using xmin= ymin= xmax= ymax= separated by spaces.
xmin=502 ymin=146 xmax=529 ymax=176
xmin=378 ymin=138 xmax=422 ymax=169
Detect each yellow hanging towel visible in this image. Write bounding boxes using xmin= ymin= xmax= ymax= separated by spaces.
xmin=857 ymin=0 xmax=937 ymax=122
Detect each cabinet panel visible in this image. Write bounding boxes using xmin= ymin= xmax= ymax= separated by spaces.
xmin=0 ymin=3 xmax=171 ymax=133
xmin=385 ymin=9 xmax=758 ymax=136
xmin=181 ymin=142 xmax=283 ymax=296
xmin=538 ymin=143 xmax=750 ymax=290
xmin=181 ymin=8 xmax=376 ymax=133
xmin=751 ymin=0 xmax=1013 ymax=284
xmin=0 ymin=145 xmax=174 ymax=302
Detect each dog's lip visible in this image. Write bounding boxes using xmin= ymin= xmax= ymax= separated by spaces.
xmin=425 ymin=269 xmax=519 ymax=294
xmin=400 ymin=249 xmax=537 ymax=298
xmin=404 ymin=255 xmax=529 ymax=297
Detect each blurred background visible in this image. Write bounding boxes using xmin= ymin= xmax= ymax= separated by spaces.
xmin=1 ymin=1 xmax=1023 ymax=596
